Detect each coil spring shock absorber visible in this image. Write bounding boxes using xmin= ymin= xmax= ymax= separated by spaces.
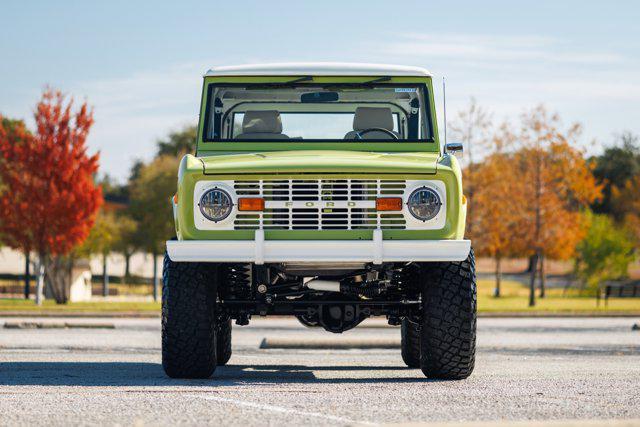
xmin=390 ymin=269 xmax=408 ymax=290
xmin=390 ymin=265 xmax=421 ymax=322
xmin=389 ymin=265 xmax=419 ymax=295
xmin=340 ymin=282 xmax=386 ymax=298
xmin=222 ymin=264 xmax=252 ymax=300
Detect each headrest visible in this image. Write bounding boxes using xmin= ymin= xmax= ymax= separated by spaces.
xmin=353 ymin=107 xmax=394 ymax=131
xmin=242 ymin=110 xmax=283 ymax=134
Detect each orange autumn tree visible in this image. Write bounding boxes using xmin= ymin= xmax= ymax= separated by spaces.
xmin=449 ymin=98 xmax=492 ymax=238
xmin=512 ymin=106 xmax=600 ymax=306
xmin=473 ymin=123 xmax=523 ymax=297
xmin=0 ymin=89 xmax=102 ymax=304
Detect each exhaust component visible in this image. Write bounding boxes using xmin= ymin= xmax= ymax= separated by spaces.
xmin=305 ymin=278 xmax=388 ymax=297
xmin=305 ymin=279 xmax=341 ymax=292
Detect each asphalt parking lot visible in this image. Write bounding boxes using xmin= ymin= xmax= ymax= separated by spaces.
xmin=0 ymin=316 xmax=639 ymax=426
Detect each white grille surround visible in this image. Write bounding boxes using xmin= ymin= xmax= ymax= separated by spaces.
xmin=193 ymin=179 xmax=446 ymax=231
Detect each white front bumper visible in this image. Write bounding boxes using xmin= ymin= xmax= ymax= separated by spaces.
xmin=167 ymin=230 xmax=470 ymax=264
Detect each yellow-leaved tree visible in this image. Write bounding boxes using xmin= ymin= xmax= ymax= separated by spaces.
xmin=472 ymin=123 xmax=523 ymax=297
xmin=449 ymin=98 xmax=492 ymax=238
xmin=512 ymin=106 xmax=601 ymax=306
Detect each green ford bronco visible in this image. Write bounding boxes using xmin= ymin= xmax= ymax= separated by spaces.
xmin=163 ymin=63 xmax=475 ymax=379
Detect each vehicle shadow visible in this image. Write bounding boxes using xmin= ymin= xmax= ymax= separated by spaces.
xmin=0 ymin=362 xmax=437 ymax=386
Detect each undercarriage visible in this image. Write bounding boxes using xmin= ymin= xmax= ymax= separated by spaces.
xmin=219 ymin=262 xmax=422 ymax=333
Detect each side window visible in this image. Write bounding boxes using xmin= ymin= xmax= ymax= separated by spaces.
xmin=232 ymin=113 xmax=245 ymax=138
xmin=393 ymin=113 xmax=401 ymax=137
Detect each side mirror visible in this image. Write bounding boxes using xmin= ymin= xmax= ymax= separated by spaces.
xmin=445 ymin=142 xmax=463 ymax=153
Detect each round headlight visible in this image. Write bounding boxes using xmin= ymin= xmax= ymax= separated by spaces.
xmin=407 ymin=187 xmax=441 ymax=221
xmin=199 ymin=189 xmax=233 ymax=222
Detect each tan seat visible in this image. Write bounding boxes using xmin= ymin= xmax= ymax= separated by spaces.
xmin=344 ymin=107 xmax=399 ymax=140
xmin=235 ymin=110 xmax=289 ymax=140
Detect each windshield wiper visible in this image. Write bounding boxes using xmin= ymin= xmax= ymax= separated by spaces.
xmin=284 ymin=76 xmax=313 ymax=84
xmin=323 ymin=76 xmax=392 ymax=90
xmin=362 ymin=76 xmax=391 ymax=84
xmin=250 ymin=76 xmax=314 ymax=90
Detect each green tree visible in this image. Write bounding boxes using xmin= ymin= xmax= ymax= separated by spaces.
xmin=611 ymin=174 xmax=640 ymax=250
xmin=111 ymin=213 xmax=139 ymax=282
xmin=156 ymin=124 xmax=197 ymax=157
xmin=574 ymin=211 xmax=635 ymax=291
xmin=75 ymin=210 xmax=118 ymax=296
xmin=592 ymin=131 xmax=640 ymax=217
xmin=99 ymin=174 xmax=130 ymax=201
xmin=128 ymin=155 xmax=179 ymax=300
xmin=592 ymin=131 xmax=640 ymax=258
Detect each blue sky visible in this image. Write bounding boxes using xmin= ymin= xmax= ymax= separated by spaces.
xmin=1 ymin=0 xmax=639 ymax=181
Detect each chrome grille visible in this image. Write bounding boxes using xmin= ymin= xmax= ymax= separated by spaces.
xmin=234 ymin=179 xmax=407 ymax=230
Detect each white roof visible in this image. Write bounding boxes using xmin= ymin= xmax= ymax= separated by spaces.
xmin=205 ymin=62 xmax=431 ymax=77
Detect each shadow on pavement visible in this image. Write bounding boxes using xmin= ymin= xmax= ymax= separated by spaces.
xmin=0 ymin=362 xmax=434 ymax=386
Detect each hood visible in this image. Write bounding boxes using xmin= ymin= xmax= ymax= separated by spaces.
xmin=199 ymin=150 xmax=439 ymax=175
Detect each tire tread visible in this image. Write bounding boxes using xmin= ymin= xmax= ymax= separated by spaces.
xmin=216 ymin=318 xmax=232 ymax=366
xmin=162 ymin=254 xmax=218 ymax=379
xmin=401 ymin=318 xmax=421 ymax=368
xmin=419 ymin=249 xmax=477 ymax=379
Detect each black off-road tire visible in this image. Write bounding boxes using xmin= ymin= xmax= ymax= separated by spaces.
xmin=401 ymin=318 xmax=421 ymax=368
xmin=419 ymin=248 xmax=476 ymax=379
xmin=162 ymin=253 xmax=219 ymax=379
xmin=216 ymin=317 xmax=232 ymax=366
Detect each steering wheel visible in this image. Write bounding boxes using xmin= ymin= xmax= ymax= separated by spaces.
xmin=355 ymin=127 xmax=399 ymax=140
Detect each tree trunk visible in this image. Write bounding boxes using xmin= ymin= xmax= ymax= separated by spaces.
xmin=122 ymin=252 xmax=131 ymax=284
xmin=525 ymin=255 xmax=536 ymax=273
xmin=529 ymin=251 xmax=538 ymax=307
xmin=44 ymin=255 xmax=72 ymax=304
xmin=35 ymin=255 xmax=45 ymax=306
xmin=102 ymin=253 xmax=109 ymax=297
xmin=493 ymin=255 xmax=502 ymax=298
xmin=539 ymin=254 xmax=546 ymax=298
xmin=24 ymin=252 xmax=31 ymax=300
xmin=530 ymin=142 xmax=542 ymax=307
xmin=152 ymin=252 xmax=159 ymax=302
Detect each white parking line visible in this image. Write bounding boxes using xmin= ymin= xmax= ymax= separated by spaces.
xmin=195 ymin=395 xmax=375 ymax=425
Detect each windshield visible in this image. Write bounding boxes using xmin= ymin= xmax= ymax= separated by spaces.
xmin=202 ymin=84 xmax=433 ymax=142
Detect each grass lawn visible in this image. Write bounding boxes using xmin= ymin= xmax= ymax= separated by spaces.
xmin=0 ymin=279 xmax=637 ymax=315
xmin=477 ymin=279 xmax=640 ymax=313
xmin=0 ymin=298 xmax=160 ymax=313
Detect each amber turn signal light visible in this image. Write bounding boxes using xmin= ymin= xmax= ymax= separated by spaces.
xmin=172 ymin=194 xmax=178 ymax=204
xmin=238 ymin=198 xmax=265 ymax=211
xmin=376 ymin=197 xmax=403 ymax=211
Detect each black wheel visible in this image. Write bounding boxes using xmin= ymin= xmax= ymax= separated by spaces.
xmin=419 ymin=248 xmax=476 ymax=379
xmin=162 ymin=253 xmax=219 ymax=379
xmin=401 ymin=318 xmax=421 ymax=368
xmin=216 ymin=317 xmax=232 ymax=366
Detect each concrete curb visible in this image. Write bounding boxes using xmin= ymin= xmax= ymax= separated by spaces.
xmin=478 ymin=312 xmax=640 ymax=318
xmin=3 ymin=321 xmax=116 ymax=329
xmin=260 ymin=337 xmax=400 ymax=349
xmin=387 ymin=419 xmax=640 ymax=427
xmin=0 ymin=311 xmax=638 ymax=319
xmin=0 ymin=311 xmax=160 ymax=318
